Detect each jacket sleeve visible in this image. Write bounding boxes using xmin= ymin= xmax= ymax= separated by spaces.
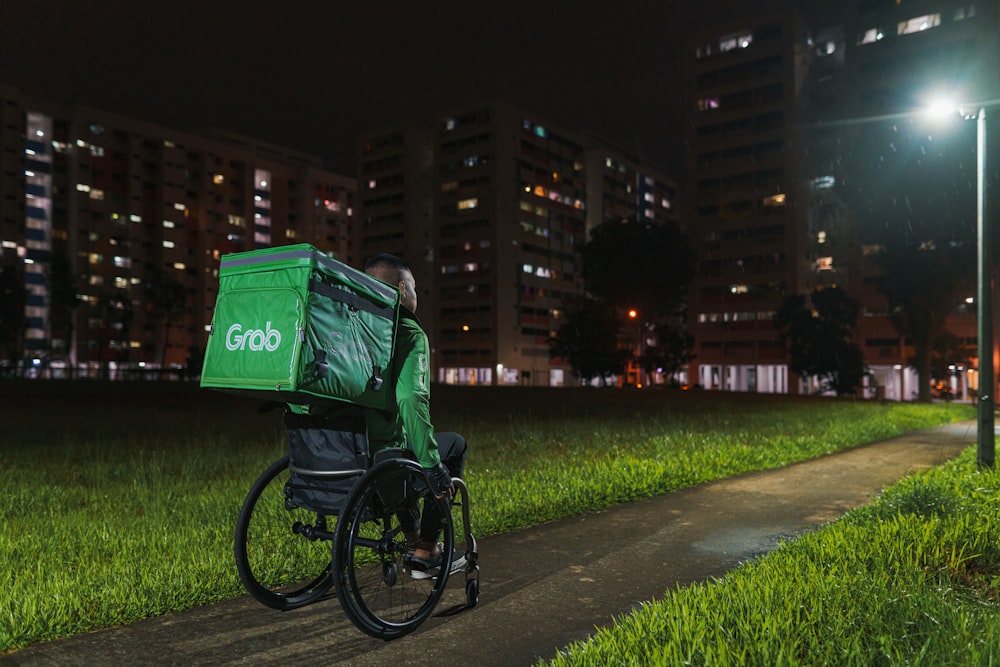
xmin=395 ymin=322 xmax=441 ymax=468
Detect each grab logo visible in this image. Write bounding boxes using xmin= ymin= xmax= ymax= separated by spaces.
xmin=226 ymin=322 xmax=282 ymax=352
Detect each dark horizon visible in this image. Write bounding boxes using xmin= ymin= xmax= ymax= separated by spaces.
xmin=0 ymin=1 xmax=809 ymax=179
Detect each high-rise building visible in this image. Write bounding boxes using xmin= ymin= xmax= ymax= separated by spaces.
xmin=684 ymin=0 xmax=999 ymax=399
xmin=0 ymin=85 xmax=356 ymax=376
xmin=358 ymin=101 xmax=680 ymax=387
xmin=685 ymin=10 xmax=810 ymax=394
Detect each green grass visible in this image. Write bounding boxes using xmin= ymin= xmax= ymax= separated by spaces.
xmin=0 ymin=381 xmax=973 ymax=652
xmin=543 ymin=451 xmax=1000 ymax=667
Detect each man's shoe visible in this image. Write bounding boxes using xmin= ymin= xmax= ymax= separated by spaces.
xmin=405 ymin=549 xmax=467 ymax=579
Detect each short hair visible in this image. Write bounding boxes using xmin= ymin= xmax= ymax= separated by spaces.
xmin=363 ymin=253 xmax=410 ymax=273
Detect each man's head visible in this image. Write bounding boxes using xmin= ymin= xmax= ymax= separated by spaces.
xmin=364 ymin=253 xmax=418 ymax=313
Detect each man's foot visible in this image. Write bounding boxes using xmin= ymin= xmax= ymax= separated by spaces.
xmin=404 ymin=545 xmax=467 ymax=579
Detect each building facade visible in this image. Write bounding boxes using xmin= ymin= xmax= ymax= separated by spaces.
xmin=0 ymin=85 xmax=356 ymax=376
xmin=357 ymin=101 xmax=680 ymax=387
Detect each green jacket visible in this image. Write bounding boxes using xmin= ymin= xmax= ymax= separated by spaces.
xmin=365 ymin=309 xmax=441 ymax=468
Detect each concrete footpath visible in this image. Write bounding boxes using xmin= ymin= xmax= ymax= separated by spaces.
xmin=2 ymin=421 xmax=978 ymax=666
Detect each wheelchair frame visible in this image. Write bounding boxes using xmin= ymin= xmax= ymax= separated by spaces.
xmin=234 ymin=439 xmax=479 ymax=640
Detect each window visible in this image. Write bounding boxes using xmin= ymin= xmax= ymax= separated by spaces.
xmin=457 ymin=198 xmax=478 ymax=210
xmin=719 ymin=32 xmax=752 ymax=52
xmin=762 ymin=193 xmax=786 ymax=207
xmin=898 ymin=13 xmax=940 ymax=35
xmin=697 ymin=97 xmax=720 ymax=111
xmin=859 ymin=28 xmax=885 ymax=44
xmin=816 ymin=257 xmax=834 ymax=271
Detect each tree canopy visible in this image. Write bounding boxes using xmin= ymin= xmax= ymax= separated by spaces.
xmin=775 ymin=286 xmax=865 ymax=396
xmin=581 ymin=220 xmax=694 ymax=319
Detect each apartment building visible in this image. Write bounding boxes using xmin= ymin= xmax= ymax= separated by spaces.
xmin=358 ymin=101 xmax=680 ymax=387
xmin=685 ymin=0 xmax=998 ymax=399
xmin=685 ymin=10 xmax=811 ymax=394
xmin=0 ymin=85 xmax=356 ymax=375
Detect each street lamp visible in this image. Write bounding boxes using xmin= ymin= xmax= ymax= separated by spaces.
xmin=931 ymin=101 xmax=994 ymax=468
xmin=936 ymin=102 xmax=995 ymax=468
xmin=974 ymin=106 xmax=994 ymax=468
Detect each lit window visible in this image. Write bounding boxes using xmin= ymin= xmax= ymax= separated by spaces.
xmin=859 ymin=28 xmax=885 ymax=44
xmin=174 ymin=203 xmax=186 ymax=211
xmin=89 ymin=275 xmax=104 ymax=286
xmin=762 ymin=193 xmax=786 ymax=207
xmin=719 ymin=32 xmax=752 ymax=52
xmin=89 ymin=188 xmax=104 ymax=200
xmin=163 ymin=240 xmax=175 ymax=249
xmin=368 ymin=179 xmax=376 ymax=189
xmin=173 ymin=262 xmax=186 ymax=270
xmin=817 ymin=257 xmax=834 ymax=271
xmin=644 ymin=193 xmax=655 ymax=203
xmin=129 ymin=214 xmax=141 ymax=223
xmin=533 ymin=185 xmax=547 ymax=197
xmin=114 ymin=276 xmax=128 ymax=288
xmin=444 ymin=118 xmax=456 ymax=131
xmin=457 ymin=198 xmax=478 ymax=210
xmin=113 ymin=256 xmax=131 ymax=268
xmin=76 ymin=183 xmax=91 ymax=192
xmin=213 ymin=174 xmax=224 ymax=184
xmin=442 ymin=181 xmax=458 ymax=192
xmin=898 ymin=13 xmax=940 ymax=35
xmin=730 ymin=284 xmax=749 ymax=294
xmin=817 ymin=231 xmax=827 ymax=244
xmin=534 ymin=125 xmax=547 ymax=138
xmin=163 ymin=220 xmax=175 ymax=228
xmin=697 ymin=97 xmax=720 ymax=111
xmin=811 ymin=175 xmax=835 ymax=190
xmin=661 ymin=197 xmax=672 ymax=209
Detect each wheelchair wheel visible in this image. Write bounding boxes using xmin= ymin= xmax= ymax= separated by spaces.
xmin=234 ymin=456 xmax=334 ymax=610
xmin=333 ymin=458 xmax=455 ymax=639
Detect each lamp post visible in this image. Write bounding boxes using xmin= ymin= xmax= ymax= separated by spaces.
xmin=975 ymin=106 xmax=994 ymax=468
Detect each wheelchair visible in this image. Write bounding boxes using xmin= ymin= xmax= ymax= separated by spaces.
xmin=233 ymin=407 xmax=479 ymax=640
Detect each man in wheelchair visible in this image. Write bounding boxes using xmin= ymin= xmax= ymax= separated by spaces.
xmin=363 ymin=253 xmax=468 ymax=578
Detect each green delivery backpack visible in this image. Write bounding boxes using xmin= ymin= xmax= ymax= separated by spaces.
xmin=200 ymin=244 xmax=399 ymax=410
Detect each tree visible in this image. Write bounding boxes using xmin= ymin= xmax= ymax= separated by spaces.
xmin=775 ymin=286 xmax=865 ymax=396
xmin=580 ymin=220 xmax=697 ymax=382
xmin=548 ymin=296 xmax=629 ymax=385
xmin=143 ymin=268 xmax=188 ymax=368
xmin=872 ymin=243 xmax=973 ymax=401
xmin=843 ymin=115 xmax=979 ymax=401
xmin=48 ymin=246 xmax=79 ymax=372
xmin=0 ymin=265 xmax=26 ymax=371
xmin=581 ymin=221 xmax=694 ymax=319
xmin=637 ymin=319 xmax=694 ymax=384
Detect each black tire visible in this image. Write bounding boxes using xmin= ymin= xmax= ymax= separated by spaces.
xmin=334 ymin=458 xmax=454 ymax=639
xmin=466 ymin=578 xmax=479 ymax=608
xmin=234 ymin=456 xmax=335 ymax=610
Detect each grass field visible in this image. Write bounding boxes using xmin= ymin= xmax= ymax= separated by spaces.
xmin=0 ymin=380 xmax=974 ymax=653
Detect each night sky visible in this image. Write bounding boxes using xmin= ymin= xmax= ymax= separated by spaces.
xmin=0 ymin=0 xmax=799 ymax=179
